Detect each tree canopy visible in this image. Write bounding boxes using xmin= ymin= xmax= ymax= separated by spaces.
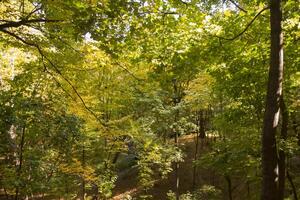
xmin=0 ymin=0 xmax=299 ymax=200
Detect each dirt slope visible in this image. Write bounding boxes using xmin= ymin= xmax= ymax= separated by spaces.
xmin=111 ymin=135 xmax=224 ymax=200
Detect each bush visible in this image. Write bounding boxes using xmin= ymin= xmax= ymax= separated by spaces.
xmin=167 ymin=185 xmax=221 ymax=200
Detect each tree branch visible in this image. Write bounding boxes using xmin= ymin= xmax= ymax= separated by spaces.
xmin=24 ymin=4 xmax=42 ymax=19
xmin=227 ymin=0 xmax=247 ymax=13
xmin=115 ymin=62 xmax=144 ymax=81
xmin=44 ymin=68 xmax=77 ymax=102
xmin=138 ymin=11 xmax=179 ymax=16
xmin=177 ymin=0 xmax=189 ymax=6
xmin=43 ymin=30 xmax=85 ymax=56
xmin=1 ymin=29 xmax=35 ymax=46
xmin=39 ymin=50 xmax=104 ymax=125
xmin=215 ymin=7 xmax=269 ymax=41
xmin=1 ymin=29 xmax=103 ymax=125
xmin=0 ymin=18 xmax=62 ymax=30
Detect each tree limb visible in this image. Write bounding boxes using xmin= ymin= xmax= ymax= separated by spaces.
xmin=215 ymin=6 xmax=269 ymax=41
xmin=0 ymin=18 xmax=62 ymax=30
xmin=115 ymin=62 xmax=144 ymax=81
xmin=24 ymin=4 xmax=42 ymax=19
xmin=1 ymin=29 xmax=104 ymax=125
xmin=227 ymin=0 xmax=247 ymax=13
xmin=138 ymin=11 xmax=179 ymax=16
xmin=1 ymin=29 xmax=35 ymax=46
xmin=39 ymin=49 xmax=104 ymax=125
xmin=43 ymin=64 xmax=77 ymax=102
xmin=177 ymin=0 xmax=189 ymax=6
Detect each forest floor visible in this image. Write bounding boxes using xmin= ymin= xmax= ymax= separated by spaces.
xmin=111 ymin=134 xmax=228 ymax=200
xmin=0 ymin=134 xmax=255 ymax=200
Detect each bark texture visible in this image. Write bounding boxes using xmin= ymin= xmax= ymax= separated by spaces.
xmin=225 ymin=175 xmax=233 ymax=200
xmin=278 ymin=97 xmax=288 ymax=200
xmin=261 ymin=0 xmax=283 ymax=199
xmin=286 ymin=170 xmax=298 ymax=200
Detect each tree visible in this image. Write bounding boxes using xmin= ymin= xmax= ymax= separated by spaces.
xmin=261 ymin=0 xmax=284 ymax=199
xmin=1 ymin=0 xmax=299 ymax=199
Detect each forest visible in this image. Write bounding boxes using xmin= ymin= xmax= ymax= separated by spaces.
xmin=0 ymin=0 xmax=299 ymax=200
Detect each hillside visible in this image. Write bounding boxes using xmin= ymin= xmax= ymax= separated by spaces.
xmin=112 ymin=135 xmax=225 ymax=200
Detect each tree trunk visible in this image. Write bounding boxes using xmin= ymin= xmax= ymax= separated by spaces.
xmin=15 ymin=125 xmax=26 ymax=200
xmin=4 ymin=187 xmax=9 ymax=200
xmin=192 ymin=123 xmax=200 ymax=190
xmin=247 ymin=180 xmax=250 ymax=198
xmin=173 ymin=79 xmax=180 ymax=200
xmin=174 ymin=130 xmax=180 ymax=200
xmin=112 ymin=152 xmax=120 ymax=164
xmin=199 ymin=110 xmax=206 ymax=139
xmin=286 ymin=170 xmax=298 ymax=200
xmin=225 ymin=175 xmax=233 ymax=200
xmin=291 ymin=115 xmax=299 ymax=146
xmin=81 ymin=146 xmax=85 ymax=200
xmin=261 ymin=0 xmax=283 ymax=199
xmin=278 ymin=97 xmax=288 ymax=200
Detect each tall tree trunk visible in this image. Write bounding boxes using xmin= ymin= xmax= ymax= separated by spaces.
xmin=4 ymin=187 xmax=9 ymax=200
xmin=112 ymin=152 xmax=120 ymax=164
xmin=290 ymin=115 xmax=299 ymax=146
xmin=81 ymin=146 xmax=85 ymax=200
xmin=261 ymin=0 xmax=283 ymax=199
xmin=225 ymin=175 xmax=233 ymax=200
xmin=286 ymin=170 xmax=298 ymax=200
xmin=199 ymin=110 xmax=206 ymax=139
xmin=278 ymin=97 xmax=288 ymax=200
xmin=192 ymin=117 xmax=200 ymax=190
xmin=15 ymin=125 xmax=26 ymax=200
xmin=172 ymin=79 xmax=180 ymax=200
xmin=247 ymin=181 xmax=250 ymax=198
xmin=175 ymin=132 xmax=180 ymax=200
